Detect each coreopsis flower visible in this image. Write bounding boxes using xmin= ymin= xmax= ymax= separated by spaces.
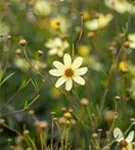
xmin=127 ymin=33 xmax=135 ymax=49
xmin=85 ymin=13 xmax=113 ymax=31
xmin=113 ymin=127 xmax=134 ymax=150
xmin=45 ymin=38 xmax=69 ymax=57
xmin=78 ymin=45 xmax=90 ymax=57
xmin=104 ymin=0 xmax=135 ymax=14
xmin=118 ymin=61 xmax=128 ymax=72
xmin=49 ymin=53 xmax=88 ymax=91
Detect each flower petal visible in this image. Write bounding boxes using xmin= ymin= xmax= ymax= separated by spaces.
xmin=73 ymin=76 xmax=85 ymax=85
xmin=65 ymin=79 xmax=73 ymax=91
xmin=127 ymin=143 xmax=132 ymax=150
xmin=49 ymin=69 xmax=62 ymax=76
xmin=53 ymin=61 xmax=64 ymax=70
xmin=58 ymin=51 xmax=64 ymax=57
xmin=130 ymin=42 xmax=135 ymax=49
xmin=72 ymin=57 xmax=83 ymax=68
xmin=126 ymin=131 xmax=134 ymax=143
xmin=55 ymin=38 xmax=62 ymax=46
xmin=64 ymin=41 xmax=69 ymax=48
xmin=48 ymin=49 xmax=57 ymax=55
xmin=77 ymin=67 xmax=88 ymax=76
xmin=113 ymin=128 xmax=124 ymax=142
xmin=55 ymin=76 xmax=66 ymax=88
xmin=64 ymin=54 xmax=72 ymax=66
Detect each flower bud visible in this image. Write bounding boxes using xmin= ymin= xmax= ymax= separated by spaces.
xmin=19 ymin=39 xmax=27 ymax=46
xmin=80 ymin=98 xmax=89 ymax=106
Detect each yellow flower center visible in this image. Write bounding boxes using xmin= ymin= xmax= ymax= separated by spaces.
xmin=120 ymin=140 xmax=128 ymax=148
xmin=64 ymin=68 xmax=74 ymax=77
xmin=57 ymin=46 xmax=61 ymax=50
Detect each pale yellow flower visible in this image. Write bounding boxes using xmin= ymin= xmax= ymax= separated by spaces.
xmin=50 ymin=16 xmax=69 ymax=33
xmin=128 ymin=33 xmax=135 ymax=49
xmin=85 ymin=13 xmax=113 ymax=31
xmin=105 ymin=0 xmax=135 ymax=14
xmin=46 ymin=38 xmax=69 ymax=57
xmin=33 ymin=0 xmax=51 ymax=16
xmin=49 ymin=54 xmax=88 ymax=91
xmin=113 ymin=128 xmax=134 ymax=150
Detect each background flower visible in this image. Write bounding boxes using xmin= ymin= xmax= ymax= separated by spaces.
xmin=45 ymin=38 xmax=69 ymax=57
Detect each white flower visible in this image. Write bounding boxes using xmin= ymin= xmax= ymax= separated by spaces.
xmin=113 ymin=127 xmax=134 ymax=150
xmin=128 ymin=33 xmax=135 ymax=49
xmin=105 ymin=0 xmax=135 ymax=14
xmin=85 ymin=13 xmax=113 ymax=31
xmin=46 ymin=38 xmax=69 ymax=57
xmin=49 ymin=54 xmax=88 ymax=91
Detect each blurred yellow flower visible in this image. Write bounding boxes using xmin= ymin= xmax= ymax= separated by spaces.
xmin=49 ymin=53 xmax=88 ymax=91
xmin=81 ymin=11 xmax=90 ymax=21
xmin=113 ymin=127 xmax=134 ymax=150
xmin=128 ymin=33 xmax=135 ymax=49
xmin=85 ymin=13 xmax=113 ymax=31
xmin=50 ymin=16 xmax=69 ymax=33
xmin=118 ymin=61 xmax=128 ymax=72
xmin=105 ymin=0 xmax=135 ymax=14
xmin=78 ymin=45 xmax=90 ymax=57
xmin=33 ymin=0 xmax=51 ymax=16
xmin=45 ymin=38 xmax=69 ymax=57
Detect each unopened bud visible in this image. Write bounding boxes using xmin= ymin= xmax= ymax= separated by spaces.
xmin=80 ymin=98 xmax=89 ymax=106
xmin=19 ymin=39 xmax=27 ymax=46
xmin=88 ymin=32 xmax=95 ymax=38
xmin=124 ymin=41 xmax=130 ymax=48
xmin=64 ymin=112 xmax=72 ymax=120
xmin=15 ymin=49 xmax=22 ymax=55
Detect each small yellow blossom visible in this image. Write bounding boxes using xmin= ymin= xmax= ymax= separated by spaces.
xmin=119 ymin=61 xmax=128 ymax=72
xmin=80 ymin=11 xmax=90 ymax=21
xmin=78 ymin=45 xmax=90 ymax=57
xmin=50 ymin=16 xmax=69 ymax=33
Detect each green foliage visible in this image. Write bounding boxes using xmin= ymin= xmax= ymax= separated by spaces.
xmin=0 ymin=0 xmax=135 ymax=150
